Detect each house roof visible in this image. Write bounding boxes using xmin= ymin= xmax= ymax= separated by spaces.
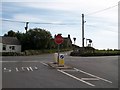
xmin=0 ymin=36 xmax=21 ymax=45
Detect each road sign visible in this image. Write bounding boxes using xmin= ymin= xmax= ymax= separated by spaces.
xmin=54 ymin=34 xmax=64 ymax=44
xmin=59 ymin=54 xmax=65 ymax=66
xmin=60 ymin=54 xmax=64 ymax=59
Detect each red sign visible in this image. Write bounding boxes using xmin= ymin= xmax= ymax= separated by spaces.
xmin=54 ymin=34 xmax=64 ymax=44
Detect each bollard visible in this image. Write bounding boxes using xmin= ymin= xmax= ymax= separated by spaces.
xmin=54 ymin=53 xmax=58 ymax=64
xmin=59 ymin=54 xmax=65 ymax=66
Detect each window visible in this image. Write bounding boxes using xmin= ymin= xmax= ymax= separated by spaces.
xmin=9 ymin=46 xmax=12 ymax=49
xmin=9 ymin=46 xmax=15 ymax=50
xmin=12 ymin=46 xmax=15 ymax=50
xmin=3 ymin=45 xmax=6 ymax=50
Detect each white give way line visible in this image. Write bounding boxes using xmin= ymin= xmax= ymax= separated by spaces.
xmin=40 ymin=61 xmax=112 ymax=87
xmin=73 ymin=68 xmax=112 ymax=83
xmin=57 ymin=68 xmax=112 ymax=87
xmin=57 ymin=69 xmax=95 ymax=87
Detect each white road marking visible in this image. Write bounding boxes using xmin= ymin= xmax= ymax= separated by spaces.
xmin=81 ymin=78 xmax=99 ymax=81
xmin=21 ymin=67 xmax=25 ymax=71
xmin=74 ymin=68 xmax=112 ymax=83
xmin=34 ymin=66 xmax=38 ymax=70
xmin=15 ymin=67 xmax=19 ymax=72
xmin=3 ymin=68 xmax=11 ymax=72
xmin=21 ymin=67 xmax=30 ymax=71
xmin=2 ymin=60 xmax=112 ymax=85
xmin=57 ymin=69 xmax=95 ymax=87
xmin=40 ymin=62 xmax=49 ymax=66
xmin=62 ymin=69 xmax=77 ymax=72
xmin=3 ymin=66 xmax=38 ymax=72
xmin=29 ymin=67 xmax=33 ymax=71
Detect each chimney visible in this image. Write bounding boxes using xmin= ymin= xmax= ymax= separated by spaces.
xmin=54 ymin=34 xmax=56 ymax=38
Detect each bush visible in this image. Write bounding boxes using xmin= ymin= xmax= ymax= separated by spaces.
xmin=2 ymin=52 xmax=22 ymax=56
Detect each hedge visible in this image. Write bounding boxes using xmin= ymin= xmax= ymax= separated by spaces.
xmin=70 ymin=50 xmax=120 ymax=57
xmin=2 ymin=48 xmax=72 ymax=56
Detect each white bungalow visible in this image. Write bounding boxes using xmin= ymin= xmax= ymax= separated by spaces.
xmin=0 ymin=36 xmax=21 ymax=52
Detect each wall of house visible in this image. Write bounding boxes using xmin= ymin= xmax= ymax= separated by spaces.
xmin=2 ymin=44 xmax=21 ymax=53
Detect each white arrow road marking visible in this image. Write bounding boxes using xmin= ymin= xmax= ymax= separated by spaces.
xmin=57 ymin=69 xmax=95 ymax=87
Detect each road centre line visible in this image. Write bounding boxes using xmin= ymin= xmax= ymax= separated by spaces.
xmin=74 ymin=68 xmax=112 ymax=83
xmin=57 ymin=69 xmax=95 ymax=87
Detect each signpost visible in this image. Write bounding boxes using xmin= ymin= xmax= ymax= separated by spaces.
xmin=54 ymin=34 xmax=64 ymax=45
xmin=54 ymin=34 xmax=64 ymax=64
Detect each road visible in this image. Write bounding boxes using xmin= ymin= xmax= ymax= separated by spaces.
xmin=2 ymin=53 xmax=118 ymax=88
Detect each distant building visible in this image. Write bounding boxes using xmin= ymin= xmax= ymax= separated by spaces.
xmin=62 ymin=34 xmax=72 ymax=48
xmin=0 ymin=36 xmax=21 ymax=52
xmin=51 ymin=34 xmax=72 ymax=49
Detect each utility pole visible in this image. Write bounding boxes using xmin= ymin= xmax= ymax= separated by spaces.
xmin=25 ymin=22 xmax=29 ymax=33
xmin=82 ymin=14 xmax=85 ymax=47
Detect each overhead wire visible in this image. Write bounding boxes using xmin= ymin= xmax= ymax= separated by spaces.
xmin=86 ymin=4 xmax=118 ymax=16
xmin=1 ymin=19 xmax=79 ymax=25
xmin=1 ymin=4 xmax=118 ymax=33
xmin=2 ymin=4 xmax=118 ymax=25
xmin=84 ymin=4 xmax=118 ymax=33
xmin=2 ymin=19 xmax=25 ymax=23
xmin=86 ymin=24 xmax=119 ymax=33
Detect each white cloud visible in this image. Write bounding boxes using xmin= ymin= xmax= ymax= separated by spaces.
xmin=2 ymin=0 xmax=119 ymax=49
xmin=2 ymin=21 xmax=26 ymax=34
xmin=13 ymin=14 xmax=46 ymax=22
xmin=12 ymin=14 xmax=64 ymax=24
xmin=3 ymin=0 xmax=119 ymax=13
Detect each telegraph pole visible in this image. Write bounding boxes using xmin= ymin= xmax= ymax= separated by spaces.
xmin=25 ymin=22 xmax=29 ymax=33
xmin=82 ymin=14 xmax=85 ymax=47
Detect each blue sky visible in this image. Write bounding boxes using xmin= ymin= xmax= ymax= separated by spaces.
xmin=1 ymin=0 xmax=119 ymax=49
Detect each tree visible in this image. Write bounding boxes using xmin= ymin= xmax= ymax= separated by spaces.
xmin=20 ymin=28 xmax=52 ymax=50
xmin=4 ymin=30 xmax=16 ymax=37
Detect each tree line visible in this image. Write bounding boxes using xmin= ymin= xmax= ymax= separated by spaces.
xmin=4 ymin=28 xmax=72 ymax=51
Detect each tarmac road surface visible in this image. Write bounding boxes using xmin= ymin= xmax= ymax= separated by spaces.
xmin=2 ymin=53 xmax=118 ymax=88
